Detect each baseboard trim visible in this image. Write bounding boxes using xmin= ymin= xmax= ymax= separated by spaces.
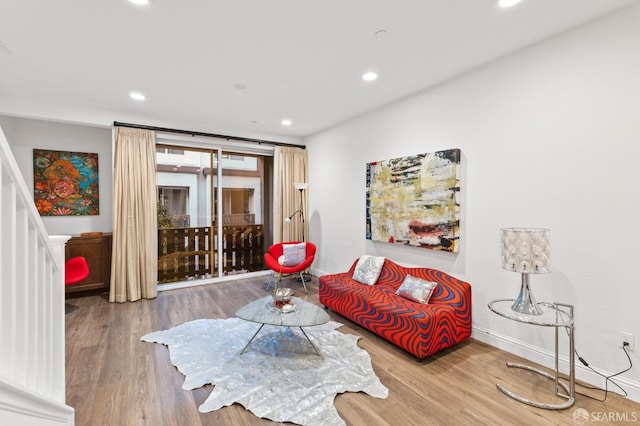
xmin=0 ymin=378 xmax=74 ymax=425
xmin=472 ymin=325 xmax=640 ymax=404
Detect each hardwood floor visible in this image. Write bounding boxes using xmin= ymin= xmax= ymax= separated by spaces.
xmin=66 ymin=276 xmax=639 ymax=425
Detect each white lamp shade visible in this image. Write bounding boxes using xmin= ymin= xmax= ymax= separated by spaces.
xmin=294 ymin=182 xmax=309 ymax=190
xmin=501 ymin=228 xmax=551 ymax=274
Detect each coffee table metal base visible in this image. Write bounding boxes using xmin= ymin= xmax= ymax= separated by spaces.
xmin=239 ymin=324 xmax=321 ymax=356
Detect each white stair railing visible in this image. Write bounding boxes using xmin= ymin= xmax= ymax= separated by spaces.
xmin=0 ymin=126 xmax=74 ymax=424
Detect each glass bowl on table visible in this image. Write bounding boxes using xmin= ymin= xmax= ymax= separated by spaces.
xmin=272 ymin=287 xmax=294 ymax=309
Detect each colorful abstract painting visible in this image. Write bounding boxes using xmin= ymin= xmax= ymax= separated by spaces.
xmin=33 ymin=149 xmax=99 ymax=216
xmin=366 ymin=149 xmax=460 ymax=252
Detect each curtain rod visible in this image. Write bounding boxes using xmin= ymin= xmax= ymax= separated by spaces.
xmin=113 ymin=121 xmax=306 ymax=149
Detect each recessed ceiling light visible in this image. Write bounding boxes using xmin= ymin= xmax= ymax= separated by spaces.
xmin=130 ymin=92 xmax=146 ymax=101
xmin=374 ymin=30 xmax=388 ymax=38
xmin=129 ymin=0 xmax=150 ymax=5
xmin=362 ymin=71 xmax=378 ymax=82
xmin=498 ymin=0 xmax=522 ymax=8
xmin=281 ymin=119 xmax=292 ymax=126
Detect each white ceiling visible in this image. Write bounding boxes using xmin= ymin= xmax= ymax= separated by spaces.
xmin=0 ymin=0 xmax=637 ymax=142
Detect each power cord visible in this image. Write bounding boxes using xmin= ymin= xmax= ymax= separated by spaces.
xmin=570 ymin=334 xmax=632 ymax=402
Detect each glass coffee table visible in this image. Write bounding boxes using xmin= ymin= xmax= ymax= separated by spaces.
xmin=236 ymin=296 xmax=330 ymax=356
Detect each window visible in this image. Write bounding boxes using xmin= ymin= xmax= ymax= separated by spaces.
xmin=156 ymin=147 xmax=185 ymax=155
xmin=158 ymin=186 xmax=189 ymax=228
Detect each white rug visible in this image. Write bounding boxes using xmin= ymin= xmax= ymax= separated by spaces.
xmin=141 ymin=318 xmax=388 ymax=425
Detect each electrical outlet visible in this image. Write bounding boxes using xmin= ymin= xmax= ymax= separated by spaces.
xmin=619 ymin=331 xmax=635 ymax=351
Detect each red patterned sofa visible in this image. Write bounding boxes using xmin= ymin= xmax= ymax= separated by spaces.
xmin=318 ymin=258 xmax=472 ymax=360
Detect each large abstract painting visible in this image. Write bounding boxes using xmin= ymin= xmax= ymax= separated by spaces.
xmin=33 ymin=149 xmax=99 ymax=216
xmin=366 ymin=149 xmax=461 ymax=252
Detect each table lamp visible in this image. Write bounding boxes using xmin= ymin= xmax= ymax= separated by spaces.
xmin=501 ymin=228 xmax=551 ymax=315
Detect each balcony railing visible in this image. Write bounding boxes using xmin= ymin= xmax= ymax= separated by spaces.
xmin=223 ymin=213 xmax=255 ymax=226
xmin=164 ymin=213 xmax=256 ymax=229
xmin=157 ymin=224 xmax=264 ymax=283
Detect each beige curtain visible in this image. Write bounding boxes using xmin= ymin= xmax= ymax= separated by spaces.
xmin=273 ymin=146 xmax=308 ymax=243
xmin=110 ymin=127 xmax=158 ymax=303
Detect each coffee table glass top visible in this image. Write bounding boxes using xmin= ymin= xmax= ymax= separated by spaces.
xmin=236 ymin=296 xmax=330 ymax=328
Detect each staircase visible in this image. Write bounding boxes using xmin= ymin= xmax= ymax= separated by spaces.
xmin=0 ymin=126 xmax=74 ymax=425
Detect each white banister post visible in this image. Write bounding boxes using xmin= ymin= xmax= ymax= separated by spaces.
xmin=48 ymin=235 xmax=71 ymax=402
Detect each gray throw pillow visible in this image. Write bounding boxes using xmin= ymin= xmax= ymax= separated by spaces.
xmin=282 ymin=243 xmax=306 ymax=266
xmin=352 ymin=255 xmax=385 ymax=285
xmin=396 ymin=275 xmax=438 ymax=304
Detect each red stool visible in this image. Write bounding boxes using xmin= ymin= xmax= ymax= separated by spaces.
xmin=65 ymin=256 xmax=89 ymax=317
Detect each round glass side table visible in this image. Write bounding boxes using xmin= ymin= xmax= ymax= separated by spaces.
xmin=488 ymin=299 xmax=575 ymax=410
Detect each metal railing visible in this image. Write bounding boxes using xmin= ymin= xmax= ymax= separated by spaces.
xmin=157 ymin=224 xmax=264 ymax=283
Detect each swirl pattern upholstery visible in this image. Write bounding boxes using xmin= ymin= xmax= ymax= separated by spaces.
xmin=319 ymin=258 xmax=472 ymax=360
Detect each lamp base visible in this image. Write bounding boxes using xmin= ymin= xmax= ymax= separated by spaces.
xmin=511 ymin=273 xmax=543 ymax=315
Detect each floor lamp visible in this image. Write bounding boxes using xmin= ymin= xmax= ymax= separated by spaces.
xmin=285 ymin=182 xmax=308 ymax=242
xmin=285 ymin=182 xmax=310 ymax=281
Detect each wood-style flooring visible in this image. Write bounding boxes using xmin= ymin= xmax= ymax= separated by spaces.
xmin=65 ymin=276 xmax=639 ymax=425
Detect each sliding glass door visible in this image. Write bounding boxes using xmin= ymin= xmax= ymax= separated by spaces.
xmin=156 ymin=145 xmax=271 ymax=284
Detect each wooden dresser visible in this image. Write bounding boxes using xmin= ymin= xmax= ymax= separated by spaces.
xmin=65 ymin=233 xmax=112 ymax=296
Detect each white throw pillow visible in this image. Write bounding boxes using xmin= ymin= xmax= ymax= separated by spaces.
xmin=352 ymin=255 xmax=385 ymax=285
xmin=396 ymin=275 xmax=438 ymax=304
xmin=282 ymin=243 xmax=306 ymax=266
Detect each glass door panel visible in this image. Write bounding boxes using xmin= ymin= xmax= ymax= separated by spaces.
xmin=156 ymin=146 xmax=217 ymax=283
xmin=219 ymin=152 xmax=266 ymax=275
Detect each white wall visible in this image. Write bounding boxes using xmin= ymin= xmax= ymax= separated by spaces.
xmin=0 ymin=115 xmax=113 ymax=235
xmin=306 ymin=5 xmax=640 ymax=401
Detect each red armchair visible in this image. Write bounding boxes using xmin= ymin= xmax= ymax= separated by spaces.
xmin=264 ymin=241 xmax=316 ymax=294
